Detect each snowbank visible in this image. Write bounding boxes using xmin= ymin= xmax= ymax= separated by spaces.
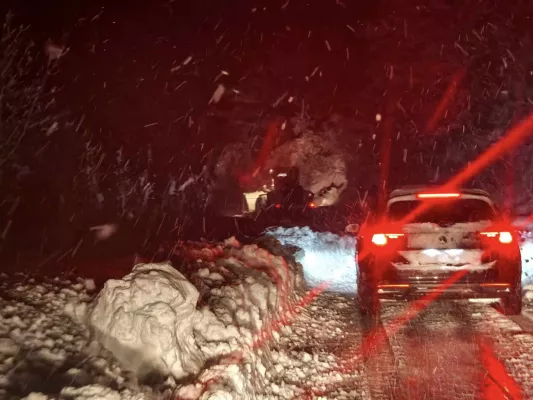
xmin=85 ymin=263 xmax=207 ymax=380
xmin=265 ymin=226 xmax=357 ymax=294
xmin=68 ymin=237 xmax=303 ymax=398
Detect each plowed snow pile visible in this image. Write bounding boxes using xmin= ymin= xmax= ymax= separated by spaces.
xmin=0 ymin=236 xmax=306 ymax=399
xmin=84 ymin=263 xmax=210 ymax=380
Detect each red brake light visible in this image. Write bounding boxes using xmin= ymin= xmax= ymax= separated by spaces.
xmin=275 ymin=203 xmax=281 ymax=209
xmin=308 ymin=202 xmax=317 ymax=208
xmin=371 ymin=233 xmax=404 ymax=246
xmin=480 ymin=231 xmax=514 ymax=244
xmin=499 ymin=232 xmax=513 ymax=244
xmin=416 ymin=192 xmax=461 ymax=199
xmin=372 ymin=233 xmax=388 ymax=246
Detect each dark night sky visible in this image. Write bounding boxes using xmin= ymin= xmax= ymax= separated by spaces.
xmin=3 ymin=0 xmax=531 ymax=187
xmin=4 ymin=0 xmax=386 ymax=170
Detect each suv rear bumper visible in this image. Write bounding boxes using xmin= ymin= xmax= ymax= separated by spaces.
xmin=357 ymin=255 xmax=522 ymax=302
xmin=375 ymin=282 xmax=513 ymax=300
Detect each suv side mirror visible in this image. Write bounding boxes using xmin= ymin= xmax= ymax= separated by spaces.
xmin=345 ymin=223 xmax=360 ymax=235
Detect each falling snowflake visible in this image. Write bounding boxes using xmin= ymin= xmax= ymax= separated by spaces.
xmin=209 ymin=84 xmax=226 ymax=104
xmin=44 ymin=39 xmax=65 ymax=61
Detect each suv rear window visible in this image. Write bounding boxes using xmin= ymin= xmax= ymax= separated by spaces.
xmin=387 ymin=198 xmax=495 ymax=223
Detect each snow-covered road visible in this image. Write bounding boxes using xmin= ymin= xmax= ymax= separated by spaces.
xmin=271 ymin=293 xmax=533 ymax=399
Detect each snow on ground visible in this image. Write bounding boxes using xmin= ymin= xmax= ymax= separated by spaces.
xmin=268 ymin=293 xmax=368 ymax=399
xmin=3 ymin=227 xmax=533 ymax=400
xmin=265 ymin=227 xmax=357 ymax=294
xmin=378 ymin=300 xmax=533 ymax=399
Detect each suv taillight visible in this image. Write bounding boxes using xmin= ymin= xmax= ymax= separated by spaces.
xmin=371 ymin=233 xmax=404 ymax=246
xmin=480 ymin=231 xmax=514 ymax=244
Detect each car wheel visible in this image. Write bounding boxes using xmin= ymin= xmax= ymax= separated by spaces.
xmin=501 ymin=285 xmax=522 ymax=315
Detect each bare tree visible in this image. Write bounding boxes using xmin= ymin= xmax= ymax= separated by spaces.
xmin=0 ymin=11 xmax=64 ymax=242
xmin=0 ymin=12 xmax=63 ymax=184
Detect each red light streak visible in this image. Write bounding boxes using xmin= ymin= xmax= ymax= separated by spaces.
xmin=479 ymin=336 xmax=524 ymax=400
xmin=401 ymin=112 xmax=533 ymax=226
xmin=425 ymin=68 xmax=466 ymax=134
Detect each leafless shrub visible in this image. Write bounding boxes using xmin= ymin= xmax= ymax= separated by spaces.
xmin=75 ymin=128 xmax=214 ymax=244
xmin=0 ymin=12 xmax=62 ymax=177
xmin=0 ymin=12 xmax=64 ymax=244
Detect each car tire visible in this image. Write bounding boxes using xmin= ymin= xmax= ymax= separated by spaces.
xmin=357 ymin=279 xmax=380 ymax=317
xmin=501 ymin=285 xmax=522 ymax=315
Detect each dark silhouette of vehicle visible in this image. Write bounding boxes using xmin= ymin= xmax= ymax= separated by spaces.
xmin=255 ymin=166 xmax=317 ymax=218
xmin=351 ymin=186 xmax=522 ymax=317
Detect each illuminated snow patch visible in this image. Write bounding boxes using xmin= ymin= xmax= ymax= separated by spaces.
xmin=521 ymin=237 xmax=533 ymax=285
xmin=265 ymin=226 xmax=357 ymax=294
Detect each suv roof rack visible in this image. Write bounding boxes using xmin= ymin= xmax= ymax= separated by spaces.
xmin=389 ymin=186 xmax=490 ymax=199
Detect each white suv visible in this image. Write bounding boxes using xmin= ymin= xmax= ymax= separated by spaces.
xmin=355 ymin=187 xmax=522 ymax=316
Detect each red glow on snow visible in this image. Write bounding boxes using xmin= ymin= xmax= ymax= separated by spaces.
xmin=478 ymin=337 xmax=524 ymax=400
xmin=361 ymin=269 xmax=469 ymax=356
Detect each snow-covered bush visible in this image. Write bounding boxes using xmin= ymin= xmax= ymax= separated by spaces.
xmin=0 ymin=13 xmax=63 ymax=176
xmin=76 ymin=139 xmax=158 ymax=215
xmin=213 ymin=116 xmax=349 ymax=207
xmin=0 ymin=12 xmax=64 ymax=242
xmin=264 ymin=130 xmax=348 ymax=207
